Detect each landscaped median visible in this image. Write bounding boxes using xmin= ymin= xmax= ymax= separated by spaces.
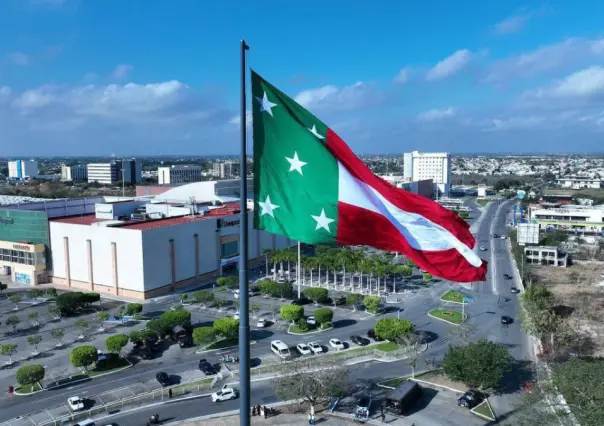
xmin=471 ymin=399 xmax=496 ymax=421
xmin=428 ymin=308 xmax=467 ymax=325
xmin=440 ymin=290 xmax=469 ymax=304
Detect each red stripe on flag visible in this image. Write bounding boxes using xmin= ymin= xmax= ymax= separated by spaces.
xmin=337 ymin=202 xmax=488 ymax=282
xmin=326 ymin=129 xmax=475 ymax=250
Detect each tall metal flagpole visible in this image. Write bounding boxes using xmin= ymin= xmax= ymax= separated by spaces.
xmin=238 ymin=39 xmax=251 ymax=426
xmin=297 ymin=241 xmax=301 ymax=298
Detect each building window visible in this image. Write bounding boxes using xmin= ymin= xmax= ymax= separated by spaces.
xmin=221 ymin=240 xmax=239 ymax=258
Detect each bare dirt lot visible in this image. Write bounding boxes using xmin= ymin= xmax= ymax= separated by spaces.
xmin=532 ymin=262 xmax=604 ymax=356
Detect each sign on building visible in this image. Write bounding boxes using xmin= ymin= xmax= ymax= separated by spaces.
xmin=517 ymin=223 xmax=539 ymax=245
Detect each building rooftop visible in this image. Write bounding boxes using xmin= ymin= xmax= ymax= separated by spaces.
xmin=50 ymin=203 xmax=242 ymax=231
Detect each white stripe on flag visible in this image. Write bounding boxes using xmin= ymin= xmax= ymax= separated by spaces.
xmin=338 ymin=163 xmax=482 ymax=267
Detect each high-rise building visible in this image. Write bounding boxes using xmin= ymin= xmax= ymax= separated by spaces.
xmin=213 ymin=161 xmax=239 ymax=179
xmin=87 ymin=159 xmax=142 ymax=185
xmin=8 ymin=160 xmax=38 ymax=180
xmin=61 ymin=165 xmax=88 ymax=181
xmin=158 ymin=165 xmax=203 ymax=185
xmin=403 ymin=151 xmax=451 ymax=196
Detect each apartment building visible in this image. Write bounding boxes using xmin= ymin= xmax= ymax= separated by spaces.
xmin=403 ymin=151 xmax=451 ymax=196
xmin=87 ymin=159 xmax=142 ymax=185
xmin=158 ymin=165 xmax=203 ymax=185
xmin=8 ymin=160 xmax=38 ymax=180
xmin=213 ymin=161 xmax=239 ymax=179
xmin=61 ymin=165 xmax=88 ymax=181
xmin=556 ymin=177 xmax=602 ymax=189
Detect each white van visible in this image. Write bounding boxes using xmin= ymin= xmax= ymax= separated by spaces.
xmin=74 ymin=420 xmax=95 ymax=426
xmin=270 ymin=340 xmax=291 ymax=359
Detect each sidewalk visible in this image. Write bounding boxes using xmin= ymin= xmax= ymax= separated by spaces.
xmin=172 ymin=413 xmax=358 ymax=426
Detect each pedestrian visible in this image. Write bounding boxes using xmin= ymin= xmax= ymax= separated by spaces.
xmin=257 ymin=404 xmax=261 ymax=416
xmin=308 ymin=412 xmax=312 ymax=425
xmin=168 ymin=388 xmax=172 ymax=399
xmin=252 ymin=406 xmax=256 ymax=416
xmin=381 ymin=412 xmax=386 ymax=422
xmin=260 ymin=406 xmax=264 ymax=418
xmin=311 ymin=414 xmax=316 ymax=425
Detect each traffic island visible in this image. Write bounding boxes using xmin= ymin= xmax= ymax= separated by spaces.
xmin=195 ymin=338 xmax=257 ymax=354
xmin=13 ymin=382 xmax=42 ymax=395
xmin=287 ymin=323 xmax=333 ymax=335
xmin=440 ymin=290 xmax=469 ymax=304
xmin=428 ymin=309 xmax=467 ymax=325
xmin=471 ymin=399 xmax=496 ymax=421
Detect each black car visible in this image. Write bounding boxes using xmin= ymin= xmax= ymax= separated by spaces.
xmin=458 ymin=389 xmax=483 ymax=409
xmin=501 ymin=315 xmax=513 ymax=324
xmin=493 ymin=234 xmax=499 ymax=238
xmin=367 ymin=329 xmax=383 ymax=342
xmin=510 ymin=287 xmax=520 ymax=294
xmin=291 ymin=297 xmax=312 ymax=306
xmin=156 ymin=372 xmax=171 ymax=387
xmin=503 ymin=273 xmax=512 ymax=280
xmin=351 ymin=335 xmax=370 ymax=346
xmin=198 ymin=359 xmax=215 ymax=375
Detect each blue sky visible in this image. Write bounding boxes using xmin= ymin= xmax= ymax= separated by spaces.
xmin=1 ymin=0 xmax=604 ymax=156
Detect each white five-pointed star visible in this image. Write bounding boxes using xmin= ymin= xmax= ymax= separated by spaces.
xmin=255 ymin=92 xmax=277 ymax=116
xmin=258 ymin=195 xmax=279 ymax=217
xmin=308 ymin=125 xmax=325 ymax=140
xmin=285 ymin=152 xmax=307 ymax=175
xmin=312 ymin=208 xmax=335 ymax=233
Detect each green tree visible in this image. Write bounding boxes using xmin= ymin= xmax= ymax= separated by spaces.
xmin=313 ymin=308 xmax=333 ymax=328
xmin=303 ymin=288 xmax=328 ymax=304
xmin=55 ymin=292 xmax=85 ymax=315
xmin=105 ymin=334 xmax=129 ymax=356
xmin=280 ymin=305 xmax=304 ymax=323
xmin=422 ymin=272 xmax=433 ymax=282
xmin=521 ymin=285 xmax=554 ymax=312
xmin=1 ymin=343 xmax=17 ymax=363
xmin=125 ymin=303 xmax=143 ymax=316
xmin=363 ymin=296 xmax=382 ymax=313
xmin=130 ymin=329 xmax=156 ymax=345
xmin=160 ymin=310 xmax=191 ymax=327
xmin=520 ymin=309 xmax=563 ymax=354
xmin=146 ymin=319 xmax=172 ymax=338
xmin=443 ymin=339 xmax=512 ymax=391
xmin=374 ymin=318 xmax=414 ymax=341
xmin=213 ymin=317 xmax=239 ymax=340
xmin=16 ymin=364 xmax=45 ymax=387
xmin=250 ymin=303 xmax=261 ymax=319
xmin=192 ymin=290 xmax=215 ymax=306
xmin=28 ymin=312 xmax=40 ymax=327
xmin=45 ymin=287 xmax=57 ymax=297
xmin=51 ymin=328 xmax=64 ymax=345
xmin=8 ymin=294 xmax=21 ymax=309
xmin=27 ymin=335 xmax=43 ymax=352
xmin=70 ymin=345 xmax=98 ymax=370
xmin=96 ymin=311 xmax=110 ymax=325
xmin=346 ymin=294 xmax=363 ymax=310
xmin=81 ymin=292 xmax=100 ymax=306
xmin=74 ymin=320 xmax=88 ymax=337
xmin=5 ymin=315 xmax=20 ymax=332
xmin=217 ymin=276 xmax=238 ymax=289
xmin=192 ymin=326 xmax=216 ymax=347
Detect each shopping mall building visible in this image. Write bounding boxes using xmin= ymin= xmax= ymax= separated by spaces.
xmin=0 ymin=180 xmax=294 ymax=299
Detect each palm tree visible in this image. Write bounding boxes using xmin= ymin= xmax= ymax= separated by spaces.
xmin=282 ymin=249 xmax=296 ymax=279
xmin=262 ymin=248 xmax=272 ymax=277
xmin=359 ymin=259 xmax=373 ymax=294
xmin=268 ymin=249 xmax=279 ymax=280
xmin=335 ymin=248 xmax=353 ymax=291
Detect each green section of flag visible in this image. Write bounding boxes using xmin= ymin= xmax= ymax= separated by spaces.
xmin=252 ymin=70 xmax=339 ymax=244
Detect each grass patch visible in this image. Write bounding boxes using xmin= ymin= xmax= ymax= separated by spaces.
xmin=88 ymin=354 xmax=130 ymax=377
xmin=440 ymin=290 xmax=468 ymax=304
xmin=429 ymin=309 xmax=466 ymax=325
xmin=376 ymin=341 xmax=399 ymax=352
xmin=291 ymin=325 xmax=311 ymax=333
xmin=476 ymin=199 xmax=489 ymax=207
xmin=171 ymin=377 xmax=213 ymax=393
xmin=132 ymin=314 xmax=151 ymax=320
xmin=472 ymin=400 xmax=495 ymax=421
xmin=15 ymin=382 xmax=42 ymax=394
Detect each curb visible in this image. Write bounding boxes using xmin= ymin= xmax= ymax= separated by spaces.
xmin=439 ymin=290 xmax=468 ymax=305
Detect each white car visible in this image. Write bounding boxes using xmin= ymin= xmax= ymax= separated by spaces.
xmin=308 ymin=342 xmax=323 ymax=354
xmin=256 ymin=318 xmax=267 ymax=328
xmin=211 ymin=385 xmax=237 ymax=402
xmin=296 ymin=343 xmax=312 ymax=355
xmin=233 ymin=311 xmax=240 ymax=320
xmin=306 ymin=316 xmax=316 ymax=326
xmin=479 ymin=246 xmax=487 ymax=251
xmin=500 ymin=235 xmax=506 ymax=240
xmin=67 ymin=396 xmax=85 ymax=411
xmin=329 ymin=338 xmax=345 ymax=351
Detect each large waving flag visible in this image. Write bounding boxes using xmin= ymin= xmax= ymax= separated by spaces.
xmin=251 ymin=70 xmax=487 ymax=283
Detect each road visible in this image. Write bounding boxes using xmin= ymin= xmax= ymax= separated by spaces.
xmin=0 ymin=198 xmax=532 ymax=425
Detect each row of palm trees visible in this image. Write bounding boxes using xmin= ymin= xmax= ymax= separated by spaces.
xmin=262 ymin=246 xmax=419 ymax=296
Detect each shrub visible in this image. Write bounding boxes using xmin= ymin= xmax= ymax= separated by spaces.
xmin=346 ymin=294 xmax=364 ymax=307
xmin=70 ymin=345 xmax=98 ymax=369
xmin=146 ymin=319 xmax=172 ymax=338
xmin=363 ymin=296 xmax=382 ymax=313
xmin=160 ymin=310 xmax=191 ymax=327
xmin=16 ymin=365 xmax=45 ymax=386
xmin=294 ymin=318 xmax=309 ymax=332
xmin=256 ymin=279 xmax=293 ymax=298
xmin=303 ymin=288 xmax=329 ymax=303
xmin=280 ymin=305 xmax=304 ymax=323
xmin=193 ymin=326 xmax=216 ymax=346
xmin=81 ymin=293 xmax=100 ymax=306
xmin=213 ymin=318 xmax=239 ymax=340
xmin=105 ymin=334 xmax=129 ymax=355
xmin=55 ymin=292 xmax=85 ymax=315
xmin=374 ymin=318 xmax=414 ymax=341
xmin=192 ymin=290 xmax=214 ymax=305
xmin=45 ymin=287 xmax=57 ymax=297
xmin=216 ymin=276 xmax=238 ymax=289
xmin=313 ymin=308 xmax=333 ymax=326
xmin=125 ymin=303 xmax=143 ymax=316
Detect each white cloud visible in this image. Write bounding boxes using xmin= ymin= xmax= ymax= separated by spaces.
xmin=111 ymin=64 xmax=134 ymax=80
xmin=417 ymin=107 xmax=456 ymax=122
xmin=294 ymin=81 xmax=384 ymax=111
xmin=546 ymin=66 xmax=604 ymax=98
xmin=229 ymin=110 xmax=252 ymax=126
xmin=7 ymin=52 xmax=30 ymax=66
xmin=13 ymin=87 xmax=55 ymax=110
xmin=493 ymin=13 xmax=531 ymax=35
xmin=426 ymin=50 xmax=472 ymax=81
xmin=485 ymin=37 xmax=604 ymax=82
xmin=0 ymin=86 xmax=11 ymax=100
xmin=483 ymin=116 xmax=545 ymax=132
xmin=393 ymin=67 xmax=411 ymax=84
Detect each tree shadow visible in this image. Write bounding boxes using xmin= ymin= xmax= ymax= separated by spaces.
xmin=552 ymin=305 xmax=574 ymax=318
xmin=333 ymin=319 xmax=357 ymax=328
xmin=496 ymin=359 xmax=534 ymax=395
xmin=418 ymin=330 xmax=438 ymax=344
xmin=250 ymin=329 xmax=274 ymax=341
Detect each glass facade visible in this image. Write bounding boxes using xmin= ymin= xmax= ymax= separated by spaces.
xmin=0 ymin=248 xmax=45 ymax=266
xmin=221 ymin=240 xmax=239 ymax=258
xmin=0 ymin=209 xmax=50 ymax=267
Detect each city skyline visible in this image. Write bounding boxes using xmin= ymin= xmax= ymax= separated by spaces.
xmin=1 ymin=1 xmax=604 ymax=155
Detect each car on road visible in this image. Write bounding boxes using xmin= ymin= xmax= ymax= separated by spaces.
xmin=501 ymin=235 xmax=506 ymax=239
xmin=156 ymin=372 xmax=171 ymax=387
xmin=67 ymin=396 xmax=85 ymax=411
xmin=479 ymin=246 xmax=487 ymax=251
xmin=351 ymin=335 xmax=370 ymax=346
xmin=233 ymin=311 xmax=240 ymax=320
xmin=493 ymin=234 xmax=499 ymax=238
xmin=256 ymin=318 xmax=267 ymax=328
xmin=503 ymin=273 xmax=512 ymax=280
xmin=306 ymin=316 xmax=316 ymax=326
xmin=458 ymin=389 xmax=483 ymax=409
xmin=198 ymin=359 xmax=215 ymax=375
xmin=308 ymin=341 xmax=323 ymax=354
xmin=501 ymin=315 xmax=514 ymax=324
xmin=367 ymin=329 xmax=383 ymax=342
xmin=510 ymin=287 xmax=520 ymax=294
xmin=296 ymin=343 xmax=312 ymax=355
xmin=211 ymin=385 xmax=238 ymax=402
xmin=330 ymin=338 xmax=345 ymax=350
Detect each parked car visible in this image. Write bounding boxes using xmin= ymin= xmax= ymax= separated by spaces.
xmin=156 ymin=372 xmax=171 ymax=387
xmin=501 ymin=315 xmax=513 ymax=324
xmin=501 ymin=235 xmax=506 ymax=240
xmin=233 ymin=311 xmax=240 ymax=320
xmin=291 ymin=297 xmax=312 ymax=306
xmin=330 ymin=338 xmax=345 ymax=350
xmin=198 ymin=359 xmax=215 ymax=375
xmin=458 ymin=389 xmax=483 ymax=409
xmin=306 ymin=316 xmax=316 ymax=326
xmin=67 ymin=396 xmax=85 ymax=411
xmin=367 ymin=329 xmax=383 ymax=342
xmin=296 ymin=343 xmax=312 ymax=356
xmin=350 ymin=335 xmax=370 ymax=346
xmin=510 ymin=287 xmax=520 ymax=294
xmin=256 ymin=318 xmax=267 ymax=328
xmin=308 ymin=342 xmax=323 ymax=354
xmin=211 ymin=385 xmax=237 ymax=402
